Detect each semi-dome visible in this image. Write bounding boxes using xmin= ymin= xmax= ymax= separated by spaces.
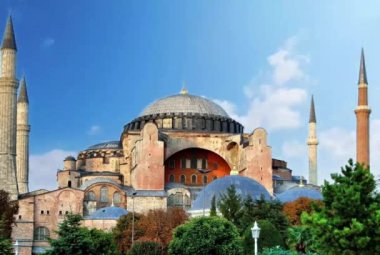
xmin=191 ymin=175 xmax=271 ymax=211
xmin=276 ymin=186 xmax=322 ymax=203
xmin=86 ymin=141 xmax=121 ymax=150
xmin=85 ymin=206 xmax=128 ymax=220
xmin=140 ymin=92 xmax=229 ymax=118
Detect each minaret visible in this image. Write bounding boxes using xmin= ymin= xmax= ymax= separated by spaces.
xmin=307 ymin=95 xmax=318 ymax=185
xmin=0 ymin=16 xmax=19 ymax=200
xmin=355 ymin=49 xmax=371 ymax=167
xmin=17 ymin=77 xmax=30 ymax=194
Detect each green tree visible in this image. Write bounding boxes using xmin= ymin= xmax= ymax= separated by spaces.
xmin=218 ymin=185 xmax=243 ymax=226
xmin=259 ymin=247 xmax=298 ymax=255
xmin=303 ymin=160 xmax=380 ymax=254
xmin=0 ymin=190 xmax=18 ymax=238
xmin=0 ymin=218 xmax=12 ymax=255
xmin=168 ymin=216 xmax=243 ymax=255
xmin=44 ymin=213 xmax=119 ymax=255
xmin=242 ymin=220 xmax=283 ymax=254
xmin=210 ymin=195 xmax=217 ymax=216
xmin=127 ymin=241 xmax=162 ymax=255
xmin=286 ymin=226 xmax=313 ymax=253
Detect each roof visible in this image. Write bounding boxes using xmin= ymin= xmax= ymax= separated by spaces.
xmin=191 ymin=175 xmax=271 ymax=211
xmin=140 ymin=93 xmax=229 ymax=118
xmin=358 ymin=48 xmax=368 ymax=84
xmin=86 ymin=141 xmax=121 ymax=150
xmin=309 ymin=95 xmax=316 ymax=123
xmin=80 ymin=178 xmax=123 ymax=190
xmin=276 ymin=186 xmax=322 ymax=203
xmin=85 ymin=206 xmax=128 ymax=220
xmin=1 ymin=16 xmax=17 ymax=50
xmin=18 ymin=77 xmax=29 ymax=103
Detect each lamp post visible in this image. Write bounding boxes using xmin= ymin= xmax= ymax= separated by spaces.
xmin=14 ymin=240 xmax=19 ymax=255
xmin=131 ymin=191 xmax=137 ymax=246
xmin=251 ymin=221 xmax=261 ymax=255
xmin=197 ymin=168 xmax=211 ymax=216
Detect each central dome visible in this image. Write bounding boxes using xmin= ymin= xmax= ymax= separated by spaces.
xmin=140 ymin=92 xmax=229 ymax=118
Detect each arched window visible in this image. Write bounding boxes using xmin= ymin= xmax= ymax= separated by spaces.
xmin=113 ymin=192 xmax=121 ymax=204
xmin=191 ymin=175 xmax=197 ymax=184
xmin=169 ymin=175 xmax=175 ymax=182
xmin=203 ymin=175 xmax=208 ymax=184
xmin=100 ymin=187 xmax=108 ymax=202
xmin=85 ymin=191 xmax=96 ymax=201
xmin=68 ymin=181 xmax=72 ymax=188
xmin=180 ymin=175 xmax=186 ymax=184
xmin=34 ymin=227 xmax=50 ymax=241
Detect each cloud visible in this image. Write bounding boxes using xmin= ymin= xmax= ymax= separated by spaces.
xmin=282 ymin=140 xmax=306 ymax=158
xmin=29 ymin=149 xmax=76 ymax=191
xmin=41 ymin=37 xmax=55 ymax=48
xmin=87 ymin=125 xmax=101 ymax=135
xmin=213 ymin=36 xmax=309 ymax=132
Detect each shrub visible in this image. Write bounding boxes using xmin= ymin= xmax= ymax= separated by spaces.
xmin=127 ymin=241 xmax=162 ymax=255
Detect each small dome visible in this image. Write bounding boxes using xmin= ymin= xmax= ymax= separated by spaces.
xmin=85 ymin=206 xmax=128 ymax=220
xmin=64 ymin=156 xmax=76 ymax=161
xmin=86 ymin=141 xmax=121 ymax=150
xmin=276 ymin=186 xmax=322 ymax=203
xmin=191 ymin=175 xmax=271 ymax=211
xmin=140 ymin=93 xmax=229 ymax=118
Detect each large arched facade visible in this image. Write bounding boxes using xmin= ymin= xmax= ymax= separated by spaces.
xmin=164 ymin=148 xmax=231 ymax=186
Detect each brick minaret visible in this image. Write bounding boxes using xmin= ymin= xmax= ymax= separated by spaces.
xmin=355 ymin=49 xmax=371 ymax=167
xmin=16 ymin=77 xmax=30 ymax=194
xmin=0 ymin=17 xmax=19 ymax=199
xmin=307 ymin=95 xmax=318 ymax=185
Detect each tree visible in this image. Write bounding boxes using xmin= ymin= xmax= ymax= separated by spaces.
xmin=127 ymin=241 xmax=162 ymax=255
xmin=210 ymin=195 xmax=217 ymax=216
xmin=283 ymin=198 xmax=322 ymax=226
xmin=0 ymin=218 xmax=12 ymax=255
xmin=259 ymin=247 xmax=298 ymax=255
xmin=168 ymin=217 xmax=243 ymax=255
xmin=286 ymin=226 xmax=313 ymax=253
xmin=303 ymin=160 xmax=380 ymax=254
xmin=113 ymin=213 xmax=143 ymax=253
xmin=218 ymin=185 xmax=243 ymax=226
xmin=44 ymin=213 xmax=119 ymax=255
xmin=242 ymin=220 xmax=283 ymax=254
xmin=0 ymin=190 xmax=18 ymax=238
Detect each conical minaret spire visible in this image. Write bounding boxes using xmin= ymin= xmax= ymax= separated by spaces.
xmin=17 ymin=76 xmax=30 ymax=194
xmin=307 ymin=95 xmax=318 ymax=185
xmin=1 ymin=16 xmax=17 ymax=50
xmin=355 ymin=48 xmax=371 ymax=167
xmin=0 ymin=16 xmax=19 ymax=199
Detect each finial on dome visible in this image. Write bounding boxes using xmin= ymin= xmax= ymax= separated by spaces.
xmin=299 ymin=176 xmax=305 ymax=187
xmin=180 ymin=82 xmax=188 ymax=95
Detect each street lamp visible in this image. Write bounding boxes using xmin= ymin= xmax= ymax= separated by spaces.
xmin=14 ymin=240 xmax=19 ymax=255
xmin=197 ymin=168 xmax=211 ymax=216
xmin=131 ymin=191 xmax=137 ymax=246
xmin=251 ymin=221 xmax=261 ymax=255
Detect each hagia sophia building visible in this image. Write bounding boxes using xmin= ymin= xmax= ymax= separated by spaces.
xmin=0 ymin=17 xmax=371 ymax=254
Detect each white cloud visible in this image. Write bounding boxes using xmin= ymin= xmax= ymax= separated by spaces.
xmin=320 ymin=127 xmax=355 ymax=159
xmin=41 ymin=37 xmax=55 ymax=48
xmin=282 ymin=140 xmax=306 ymax=158
xmin=29 ymin=149 xmax=76 ymax=191
xmin=87 ymin=125 xmax=101 ymax=135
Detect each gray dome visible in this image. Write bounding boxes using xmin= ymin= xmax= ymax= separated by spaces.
xmin=86 ymin=141 xmax=121 ymax=150
xmin=85 ymin=206 xmax=128 ymax=220
xmin=276 ymin=186 xmax=322 ymax=203
xmin=140 ymin=93 xmax=229 ymax=118
xmin=191 ymin=175 xmax=271 ymax=211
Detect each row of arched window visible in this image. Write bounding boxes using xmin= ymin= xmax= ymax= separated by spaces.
xmin=169 ymin=174 xmax=217 ymax=184
xmin=84 ymin=188 xmax=121 ymax=203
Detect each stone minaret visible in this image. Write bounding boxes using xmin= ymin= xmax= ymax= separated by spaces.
xmin=17 ymin=77 xmax=30 ymax=194
xmin=0 ymin=17 xmax=19 ymax=200
xmin=355 ymin=49 xmax=371 ymax=167
xmin=307 ymin=95 xmax=318 ymax=185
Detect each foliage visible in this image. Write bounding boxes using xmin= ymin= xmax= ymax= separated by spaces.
xmin=168 ymin=216 xmax=243 ymax=255
xmin=210 ymin=195 xmax=217 ymax=216
xmin=0 ymin=190 xmax=18 ymax=238
xmin=127 ymin=241 xmax=162 ymax=255
xmin=286 ymin=226 xmax=314 ymax=253
xmin=259 ymin=246 xmax=297 ymax=255
xmin=303 ymin=160 xmax=380 ymax=254
xmin=218 ymin=185 xmax=244 ymax=227
xmin=113 ymin=208 xmax=188 ymax=254
xmin=0 ymin=218 xmax=12 ymax=255
xmin=44 ymin=213 xmax=119 ymax=255
xmin=283 ymin=197 xmax=322 ymax=226
xmin=243 ymin=220 xmax=283 ymax=254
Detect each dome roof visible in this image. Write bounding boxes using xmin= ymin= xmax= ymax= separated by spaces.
xmin=140 ymin=93 xmax=229 ymax=118
xmin=191 ymin=175 xmax=271 ymax=211
xmin=276 ymin=186 xmax=322 ymax=203
xmin=86 ymin=141 xmax=121 ymax=150
xmin=85 ymin=206 xmax=128 ymax=220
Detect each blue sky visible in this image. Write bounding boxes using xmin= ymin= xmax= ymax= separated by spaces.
xmin=2 ymin=0 xmax=380 ymax=190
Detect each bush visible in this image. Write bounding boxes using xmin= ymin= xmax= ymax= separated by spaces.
xmin=243 ymin=220 xmax=283 ymax=254
xmin=259 ymin=246 xmax=297 ymax=255
xmin=168 ymin=216 xmax=243 ymax=255
xmin=127 ymin=241 xmax=162 ymax=255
